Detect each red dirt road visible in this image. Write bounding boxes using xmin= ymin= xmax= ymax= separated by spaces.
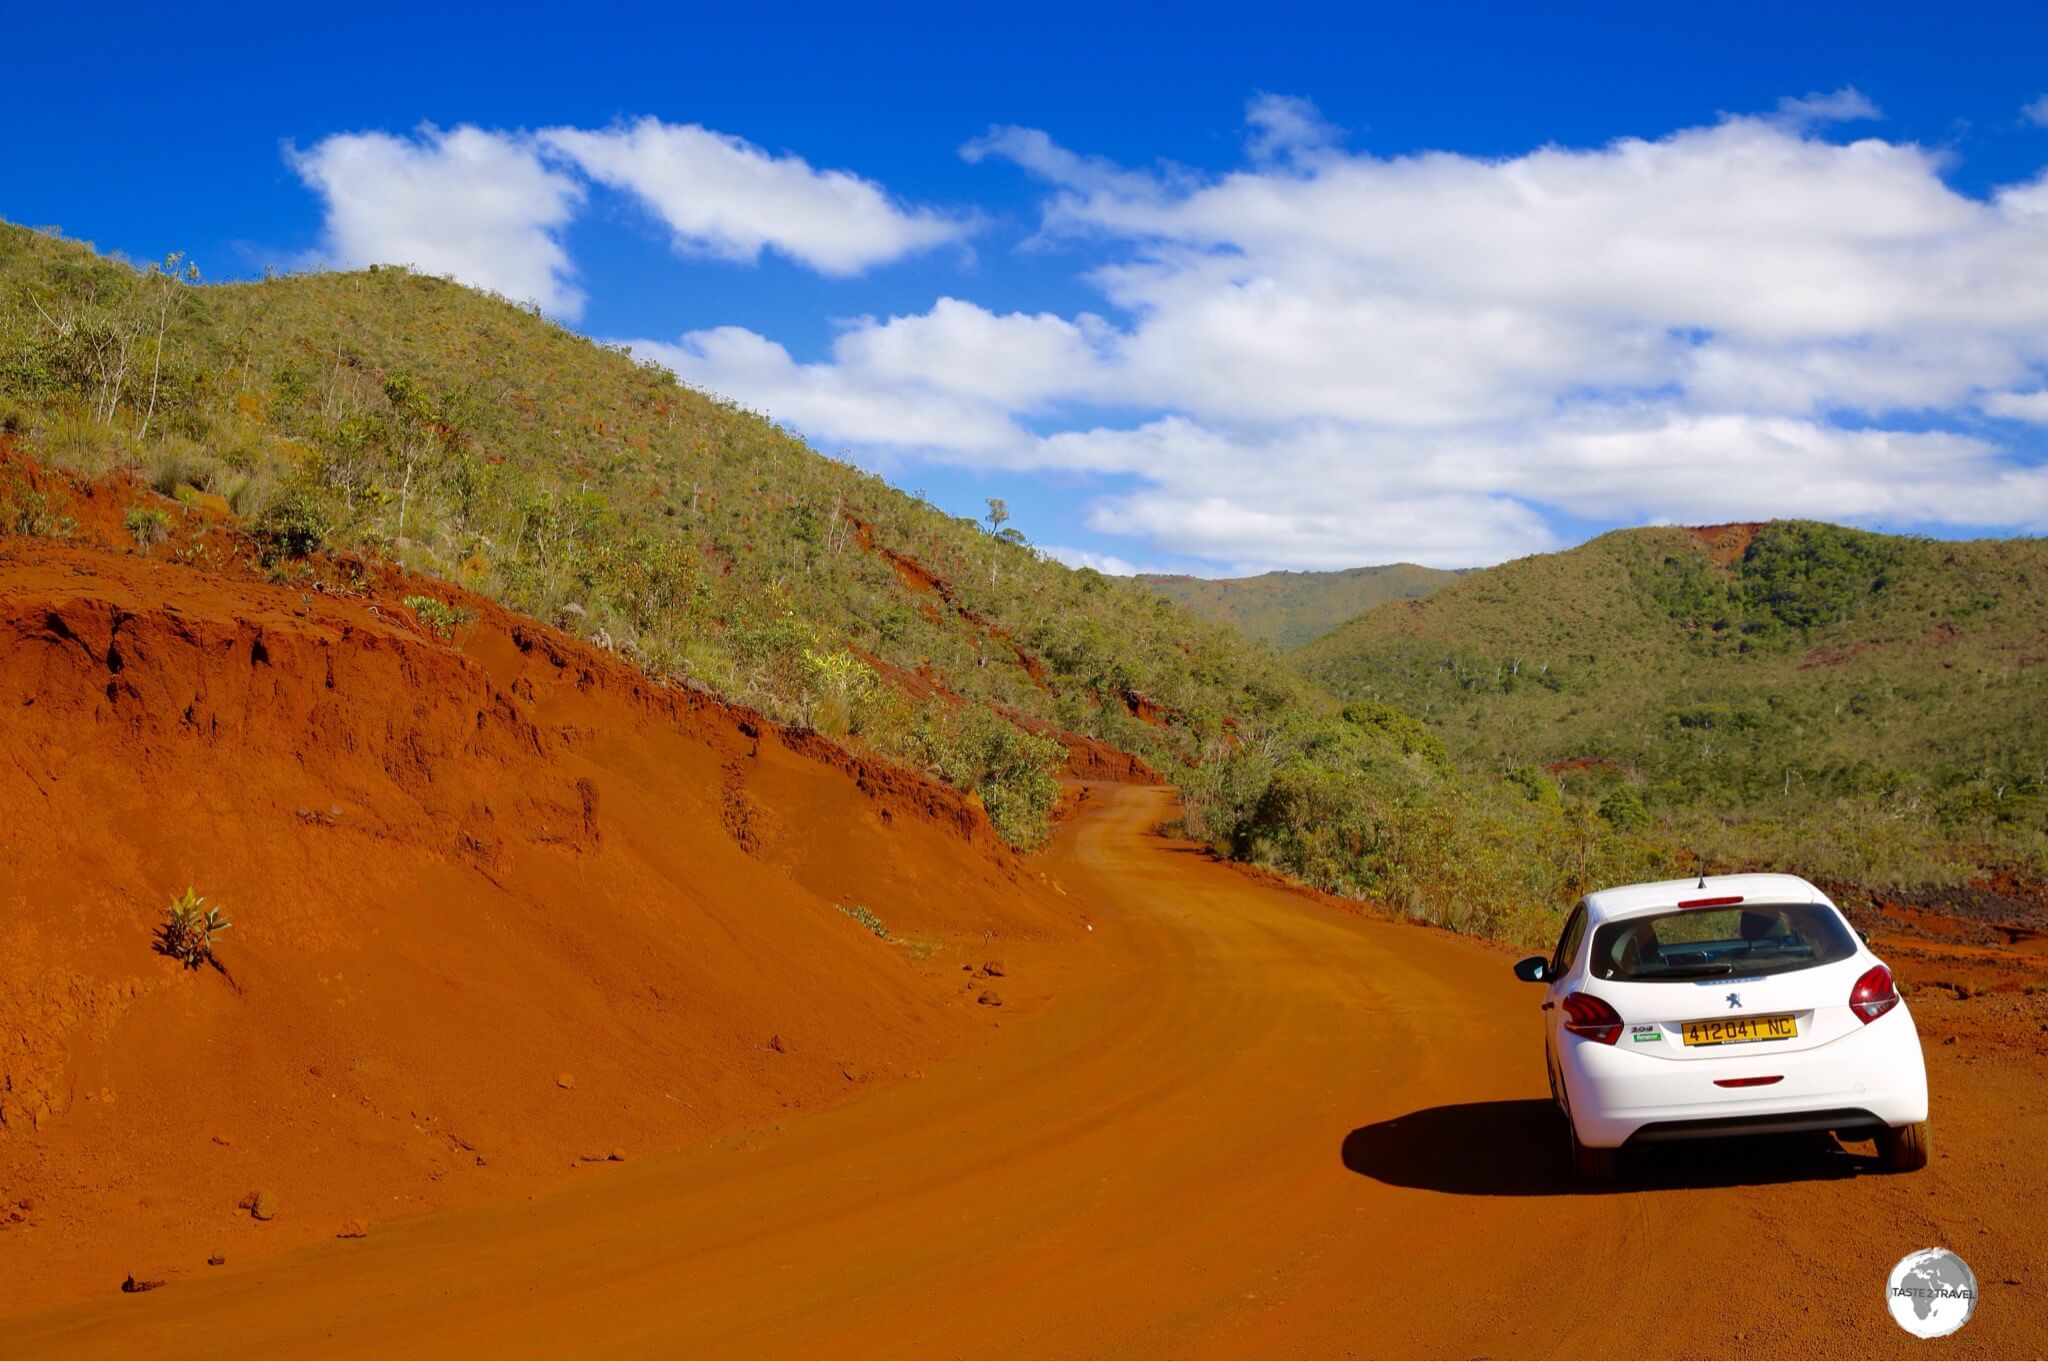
xmin=4 ymin=784 xmax=2042 ymax=1358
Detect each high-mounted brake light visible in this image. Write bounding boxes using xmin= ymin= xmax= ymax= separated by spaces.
xmin=1561 ymin=992 xmax=1623 ymax=1045
xmin=1677 ymin=894 xmax=1745 ymax=909
xmin=1850 ymin=963 xmax=1898 ymax=1024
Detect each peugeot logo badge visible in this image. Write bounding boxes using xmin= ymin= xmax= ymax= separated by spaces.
xmin=1726 ymin=992 xmax=1742 ymax=1009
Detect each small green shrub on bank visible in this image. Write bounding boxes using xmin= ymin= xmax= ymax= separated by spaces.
xmin=403 ymin=594 xmax=471 ymax=639
xmin=837 ymin=903 xmax=889 ymax=940
xmin=156 ymin=887 xmax=231 ymax=969
xmin=124 ymin=504 xmax=170 ymax=549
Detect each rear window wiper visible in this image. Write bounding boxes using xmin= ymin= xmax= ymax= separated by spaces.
xmin=1648 ymin=964 xmax=1737 ymax=979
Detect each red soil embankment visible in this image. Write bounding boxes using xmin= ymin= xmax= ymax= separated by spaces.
xmin=0 ymin=459 xmax=1079 ymax=1312
xmin=995 ymin=704 xmax=1163 ymax=786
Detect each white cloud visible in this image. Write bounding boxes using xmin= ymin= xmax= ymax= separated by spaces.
xmin=1511 ymin=411 xmax=2036 ymax=524
xmin=829 ymin=298 xmax=1114 ymax=408
xmin=630 ymin=327 xmax=1031 ymax=455
xmin=2025 ymin=95 xmax=2048 ymax=128
xmin=621 ymin=295 xmax=1124 ymax=460
xmin=960 ymin=126 xmax=1167 ymax=202
xmin=320 ymin=99 xmax=2048 ymax=570
xmin=289 ymin=125 xmax=585 ymax=317
xmin=1244 ymin=94 xmax=1342 ymax=164
xmin=541 ymin=118 xmax=971 ymax=274
xmin=671 ymin=100 xmax=2048 ymax=568
xmin=1040 ymin=545 xmax=1147 ymax=575
xmin=1050 ymin=419 xmax=1564 ymax=567
xmin=1037 ymin=410 xmax=2045 ymax=568
xmin=1775 ymin=87 xmax=1883 ymax=126
xmin=1983 ymin=389 xmax=2048 ymax=422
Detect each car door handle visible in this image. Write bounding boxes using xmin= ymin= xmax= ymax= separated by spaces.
xmin=1540 ymin=1002 xmax=1555 ymax=1011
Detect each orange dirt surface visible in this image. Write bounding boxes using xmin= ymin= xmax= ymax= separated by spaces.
xmin=0 ymin=521 xmax=1079 ymax=1318
xmin=1542 ymin=754 xmax=1628 ymax=777
xmin=1687 ymin=520 xmax=1763 ymax=567
xmin=4 ymin=784 xmax=2044 ymax=1358
xmin=1120 ymin=687 xmax=1171 ymax=727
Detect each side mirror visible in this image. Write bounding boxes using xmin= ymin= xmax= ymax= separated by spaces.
xmin=1513 ymin=956 xmax=1551 ymax=984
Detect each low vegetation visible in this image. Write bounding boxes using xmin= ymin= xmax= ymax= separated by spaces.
xmin=837 ymin=904 xmax=889 ymax=940
xmin=156 ymin=887 xmax=231 ymax=970
xmin=122 ymin=503 xmax=169 ymax=549
xmin=1293 ymin=522 xmax=2048 ymax=895
xmin=401 ymin=593 xmax=470 ymax=639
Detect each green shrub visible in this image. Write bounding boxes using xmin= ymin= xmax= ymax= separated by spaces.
xmin=1502 ymin=765 xmax=1560 ymax=806
xmin=837 ymin=903 xmax=889 ymax=940
xmin=156 ymin=887 xmax=231 ymax=969
xmin=253 ymin=480 xmax=330 ymax=561
xmin=0 ymin=477 xmax=75 ymax=537
xmin=801 ymin=648 xmax=878 ymax=737
xmin=402 ymin=594 xmax=471 ymax=639
xmin=907 ymin=706 xmax=1065 ymax=849
xmin=1597 ymin=786 xmax=1650 ymax=831
xmin=1340 ymin=700 xmax=1452 ymax=775
xmin=1740 ymin=521 xmax=1905 ymax=633
xmin=124 ymin=504 xmax=171 ymax=550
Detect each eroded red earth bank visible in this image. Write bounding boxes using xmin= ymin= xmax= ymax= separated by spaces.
xmin=0 ymin=454 xmax=1079 ymax=1311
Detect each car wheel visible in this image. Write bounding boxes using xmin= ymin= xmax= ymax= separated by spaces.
xmin=1563 ymin=1106 xmax=1616 ymax=1184
xmin=1877 ymin=1120 xmax=1931 ymax=1172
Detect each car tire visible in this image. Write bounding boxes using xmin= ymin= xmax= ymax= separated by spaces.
xmin=1565 ymin=1111 xmax=1617 ymax=1184
xmin=1877 ymin=1120 xmax=1930 ymax=1172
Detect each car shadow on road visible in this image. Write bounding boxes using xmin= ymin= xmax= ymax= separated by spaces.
xmin=1342 ymin=1099 xmax=1884 ymax=1196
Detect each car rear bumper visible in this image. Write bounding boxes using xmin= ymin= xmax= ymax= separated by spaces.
xmin=1624 ymin=1107 xmax=1888 ymax=1144
xmin=1559 ymin=1005 xmax=1928 ymax=1149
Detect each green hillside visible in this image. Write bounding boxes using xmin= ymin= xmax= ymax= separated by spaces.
xmin=3 ymin=221 xmax=2035 ymax=950
xmin=0 ymin=222 xmax=1325 ymax=850
xmin=1294 ymin=521 xmax=2048 ymax=882
xmin=1136 ymin=563 xmax=1464 ymax=649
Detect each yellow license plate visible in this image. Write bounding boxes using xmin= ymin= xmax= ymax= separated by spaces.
xmin=1682 ymin=1013 xmax=1798 ymax=1046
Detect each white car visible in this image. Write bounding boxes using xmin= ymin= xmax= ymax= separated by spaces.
xmin=1515 ymin=872 xmax=1930 ymax=1183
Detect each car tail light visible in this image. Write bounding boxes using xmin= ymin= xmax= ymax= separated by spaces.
xmin=1850 ymin=963 xmax=1899 ymax=1024
xmin=1714 ymin=1075 xmax=1784 ymax=1088
xmin=1678 ymin=894 xmax=1745 ymax=909
xmin=1561 ymin=992 xmax=1623 ymax=1045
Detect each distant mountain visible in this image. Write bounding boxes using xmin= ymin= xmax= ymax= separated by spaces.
xmin=1291 ymin=521 xmax=2048 ymax=859
xmin=1136 ymin=563 xmax=1466 ymax=649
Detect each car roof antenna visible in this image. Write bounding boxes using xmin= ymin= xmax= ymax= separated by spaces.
xmin=1695 ymin=855 xmax=1708 ymax=890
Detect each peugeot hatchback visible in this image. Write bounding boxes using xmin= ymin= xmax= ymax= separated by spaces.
xmin=1514 ymin=873 xmax=1930 ymax=1183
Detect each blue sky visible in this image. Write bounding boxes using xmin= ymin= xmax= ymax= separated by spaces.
xmin=8 ymin=1 xmax=2048 ymax=572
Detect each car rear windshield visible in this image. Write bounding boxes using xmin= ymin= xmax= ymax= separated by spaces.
xmin=1588 ymin=903 xmax=1858 ymax=982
